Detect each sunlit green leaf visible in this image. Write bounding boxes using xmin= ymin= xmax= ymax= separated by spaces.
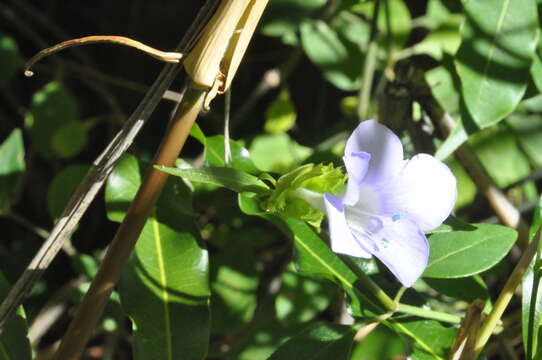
xmin=424 ymin=223 xmax=517 ymax=278
xmin=455 ymin=0 xmax=538 ymax=128
xmin=106 ymin=155 xmax=210 ymax=360
xmin=204 ymin=135 xmax=259 ymax=174
xmin=265 ymin=88 xmax=296 ymax=134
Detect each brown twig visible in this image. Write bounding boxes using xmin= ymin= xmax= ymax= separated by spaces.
xmin=0 ymin=0 xmax=218 ymax=333
xmin=53 ymin=86 xmax=206 ymax=359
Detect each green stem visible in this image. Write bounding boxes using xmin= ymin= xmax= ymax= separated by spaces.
xmin=474 ymin=229 xmax=541 ymax=358
xmin=357 ymin=0 xmax=380 ymax=121
xmin=341 ymin=255 xmax=396 ymax=312
xmin=397 ymin=303 xmax=461 ymax=324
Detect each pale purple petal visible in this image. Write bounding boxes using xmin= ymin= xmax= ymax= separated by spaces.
xmin=381 ymin=154 xmax=457 ymax=232
xmin=342 ymin=152 xmax=371 ymax=206
xmin=345 ymin=211 xmax=429 ymax=287
xmin=324 ymin=194 xmax=372 ymax=258
xmin=345 ymin=120 xmax=404 ymax=186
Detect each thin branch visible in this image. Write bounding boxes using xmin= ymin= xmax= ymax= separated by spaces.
xmin=0 ymin=0 xmax=219 ymax=333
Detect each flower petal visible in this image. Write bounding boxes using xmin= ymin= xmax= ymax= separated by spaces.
xmin=382 ymin=154 xmax=457 ymax=232
xmin=342 ymin=151 xmax=371 ymax=206
xmin=324 ymin=194 xmax=372 ymax=258
xmin=344 ymin=210 xmax=428 ymax=287
xmin=345 ymin=120 xmax=404 ymax=186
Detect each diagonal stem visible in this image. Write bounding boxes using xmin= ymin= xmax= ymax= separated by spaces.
xmin=53 ymin=87 xmax=206 ymax=360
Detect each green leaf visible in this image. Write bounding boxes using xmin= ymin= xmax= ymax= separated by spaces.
xmin=189 ymin=122 xmax=206 ymax=145
xmin=425 ymin=276 xmax=490 ymax=304
xmin=260 ymin=0 xmax=326 ymax=43
xmin=249 ymin=133 xmax=312 ymax=174
xmin=204 ymin=135 xmax=259 ymax=174
xmin=210 ymin=238 xmax=259 ymax=335
xmin=506 ymin=114 xmax=542 ymax=168
xmin=106 ymin=155 xmax=210 ymax=360
xmin=263 ymin=163 xmax=345 ymax=226
xmin=279 ymin=217 xmax=379 ymax=316
xmin=267 ymin=323 xmax=355 ymax=360
xmin=350 ymin=325 xmax=406 ymax=360
xmin=392 ymin=319 xmax=456 ymax=360
xmin=47 ymin=164 xmax=89 ymax=220
xmin=423 ymin=223 xmax=517 ymax=278
xmin=157 ymin=166 xmax=269 ymax=194
xmin=25 ymin=82 xmax=79 ymax=158
xmin=51 ymin=121 xmax=88 ymax=159
xmin=0 ymin=129 xmax=25 ymax=215
xmin=0 ymin=272 xmax=31 ymax=360
xmin=471 ymin=125 xmax=531 ymax=188
xmin=522 ymin=196 xmax=542 ymax=359
xmin=0 ymin=34 xmax=23 ymax=87
xmin=265 ymin=88 xmax=297 ymax=134
xmin=275 ymin=264 xmax=335 ymax=326
xmin=455 ymin=0 xmax=538 ymax=128
xmin=300 ymin=19 xmax=363 ymax=91
xmin=106 ymin=155 xmax=194 ymax=222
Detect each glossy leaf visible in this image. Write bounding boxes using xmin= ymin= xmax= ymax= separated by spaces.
xmin=157 ymin=166 xmax=269 ymax=194
xmin=455 ymin=0 xmax=538 ymax=128
xmin=425 ymin=276 xmax=490 ymax=304
xmin=267 ymin=323 xmax=355 ymax=360
xmin=506 ymin=114 xmax=542 ymax=168
xmin=392 ymin=319 xmax=456 ymax=360
xmin=424 ymin=223 xmax=517 ymax=278
xmin=0 ymin=272 xmax=31 ymax=360
xmin=106 ymin=155 xmax=210 ymax=360
xmin=0 ymin=129 xmax=24 ymax=215
xmin=47 ymin=164 xmax=89 ymax=220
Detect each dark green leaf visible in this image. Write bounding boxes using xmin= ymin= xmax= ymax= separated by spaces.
xmin=106 ymin=155 xmax=210 ymax=360
xmin=350 ymin=325 xmax=406 ymax=360
xmin=265 ymin=88 xmax=296 ymax=134
xmin=0 ymin=129 xmax=24 ymax=215
xmin=425 ymin=276 xmax=490 ymax=304
xmin=300 ymin=19 xmax=363 ymax=91
xmin=424 ymin=223 xmax=517 ymax=278
xmin=157 ymin=166 xmax=269 ymax=194
xmin=392 ymin=319 xmax=456 ymax=360
xmin=0 ymin=272 xmax=31 ymax=360
xmin=267 ymin=323 xmax=355 ymax=360
xmin=25 ymin=82 xmax=79 ymax=158
xmin=47 ymin=164 xmax=89 ymax=220
xmin=0 ymin=34 xmax=23 ymax=87
xmin=455 ymin=0 xmax=538 ymax=128
xmin=51 ymin=121 xmax=88 ymax=159
xmin=275 ymin=265 xmax=335 ymax=325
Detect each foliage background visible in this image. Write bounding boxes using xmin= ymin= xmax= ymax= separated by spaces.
xmin=0 ymin=0 xmax=541 ymax=359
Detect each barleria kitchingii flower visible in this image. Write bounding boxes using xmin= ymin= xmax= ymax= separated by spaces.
xmin=324 ymin=120 xmax=457 ymax=287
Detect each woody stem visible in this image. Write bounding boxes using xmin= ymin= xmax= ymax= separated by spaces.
xmin=53 ymin=86 xmax=206 ymax=360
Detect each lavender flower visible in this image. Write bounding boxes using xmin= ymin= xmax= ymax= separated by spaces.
xmin=324 ymin=120 xmax=457 ymax=287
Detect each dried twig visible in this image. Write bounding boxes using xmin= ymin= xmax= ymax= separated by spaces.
xmin=0 ymin=0 xmax=219 ymax=332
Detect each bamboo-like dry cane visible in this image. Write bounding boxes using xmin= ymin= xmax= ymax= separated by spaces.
xmin=52 ymin=1 xmax=269 ymax=358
